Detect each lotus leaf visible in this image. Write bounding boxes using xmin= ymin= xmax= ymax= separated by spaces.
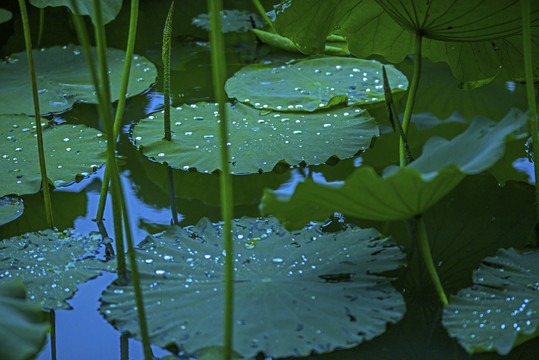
xmin=225 ymin=57 xmax=408 ymax=112
xmin=272 ymin=0 xmax=539 ymax=87
xmin=0 ymin=280 xmax=49 ymax=360
xmin=29 ymin=0 xmax=122 ymax=24
xmin=0 ymin=45 xmax=157 ymax=115
xmin=0 ymin=8 xmax=12 ymax=24
xmin=100 ymin=217 xmax=406 ymax=358
xmin=0 ymin=196 xmax=23 ymax=226
xmin=192 ymin=9 xmax=263 ymax=33
xmin=0 ymin=228 xmax=110 ymax=310
xmin=0 ymin=114 xmax=106 ymax=197
xmin=252 ymin=29 xmax=349 ymax=56
xmin=131 ymin=102 xmax=378 ymax=174
xmin=442 ymin=248 xmax=539 ymax=355
xmin=261 ymin=109 xmax=527 ymax=229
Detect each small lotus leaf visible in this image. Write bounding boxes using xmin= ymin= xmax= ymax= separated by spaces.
xmin=0 ymin=114 xmax=107 ymax=197
xmin=29 ymin=0 xmax=122 ymax=24
xmin=192 ymin=9 xmax=263 ymax=33
xmin=442 ymin=248 xmax=539 ymax=355
xmin=0 ymin=8 xmax=12 ymax=24
xmin=132 ymin=102 xmax=378 ymax=174
xmin=225 ymin=57 xmax=408 ymax=112
xmin=100 ymin=217 xmax=406 ymax=358
xmin=0 ymin=45 xmax=157 ymax=115
xmin=0 ymin=280 xmax=49 ymax=360
xmin=261 ymin=109 xmax=527 ymax=229
xmin=0 ymin=228 xmax=110 ymax=310
xmin=252 ymin=29 xmax=349 ymax=56
xmin=0 ymin=196 xmax=23 ymax=226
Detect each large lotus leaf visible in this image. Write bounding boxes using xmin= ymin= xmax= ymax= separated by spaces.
xmin=0 ymin=8 xmax=12 ymax=24
xmin=0 ymin=196 xmax=23 ymax=226
xmin=132 ymin=102 xmax=378 ymax=174
xmin=225 ymin=57 xmax=408 ymax=112
xmin=0 ymin=114 xmax=106 ymax=197
xmin=442 ymin=248 xmax=539 ymax=355
xmin=0 ymin=45 xmax=157 ymax=115
xmin=0 ymin=280 xmax=49 ymax=360
xmin=261 ymin=109 xmax=527 ymax=229
xmin=29 ymin=0 xmax=122 ymax=24
xmin=272 ymin=0 xmax=539 ymax=87
xmin=100 ymin=217 xmax=406 ymax=358
xmin=192 ymin=9 xmax=263 ymax=33
xmin=0 ymin=228 xmax=110 ymax=310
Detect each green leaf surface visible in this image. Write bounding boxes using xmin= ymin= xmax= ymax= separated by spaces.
xmin=0 ymin=280 xmax=49 ymax=360
xmin=261 ymin=109 xmax=527 ymax=229
xmin=132 ymin=102 xmax=378 ymax=174
xmin=225 ymin=57 xmax=408 ymax=112
xmin=192 ymin=9 xmax=263 ymax=33
xmin=252 ymin=29 xmax=349 ymax=56
xmin=0 ymin=8 xmax=12 ymax=24
xmin=442 ymin=248 xmax=539 ymax=355
xmin=29 ymin=0 xmax=122 ymax=24
xmin=0 ymin=196 xmax=23 ymax=226
xmin=272 ymin=0 xmax=539 ymax=87
xmin=100 ymin=217 xmax=406 ymax=358
xmin=0 ymin=228 xmax=110 ymax=310
xmin=0 ymin=45 xmax=157 ymax=115
xmin=0 ymin=114 xmax=107 ymax=197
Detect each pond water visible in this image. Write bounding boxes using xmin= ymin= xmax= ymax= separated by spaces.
xmin=1 ymin=0 xmax=538 ymax=359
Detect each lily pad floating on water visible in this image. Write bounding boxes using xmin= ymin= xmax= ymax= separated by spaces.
xmin=192 ymin=9 xmax=263 ymax=33
xmin=0 ymin=228 xmax=110 ymax=310
xmin=131 ymin=102 xmax=378 ymax=174
xmin=442 ymin=248 xmax=539 ymax=355
xmin=0 ymin=196 xmax=23 ymax=226
xmin=225 ymin=57 xmax=408 ymax=112
xmin=0 ymin=114 xmax=107 ymax=197
xmin=100 ymin=217 xmax=406 ymax=358
xmin=0 ymin=44 xmax=157 ymax=115
xmin=261 ymin=108 xmax=528 ymax=229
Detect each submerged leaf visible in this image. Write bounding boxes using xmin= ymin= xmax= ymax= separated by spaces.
xmin=0 ymin=280 xmax=48 ymax=360
xmin=0 ymin=229 xmax=110 ymax=310
xmin=442 ymin=248 xmax=539 ymax=355
xmin=132 ymin=102 xmax=378 ymax=174
xmin=0 ymin=114 xmax=107 ymax=197
xmin=0 ymin=196 xmax=23 ymax=226
xmin=0 ymin=45 xmax=157 ymax=115
xmin=29 ymin=0 xmax=122 ymax=24
xmin=225 ymin=57 xmax=408 ymax=112
xmin=100 ymin=217 xmax=406 ymax=358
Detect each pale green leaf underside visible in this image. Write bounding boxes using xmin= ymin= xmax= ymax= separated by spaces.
xmin=0 ymin=8 xmax=12 ymax=24
xmin=0 ymin=229 xmax=110 ymax=310
xmin=0 ymin=114 xmax=107 ymax=197
xmin=132 ymin=102 xmax=378 ymax=174
xmin=0 ymin=280 xmax=48 ymax=360
xmin=252 ymin=29 xmax=349 ymax=56
xmin=225 ymin=57 xmax=408 ymax=112
xmin=261 ymin=109 xmax=527 ymax=229
xmin=29 ymin=0 xmax=122 ymax=24
xmin=100 ymin=217 xmax=406 ymax=358
xmin=442 ymin=248 xmax=539 ymax=355
xmin=0 ymin=45 xmax=157 ymax=115
xmin=0 ymin=196 xmax=23 ymax=226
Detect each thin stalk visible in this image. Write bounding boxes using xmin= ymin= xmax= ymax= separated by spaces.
xmin=96 ymin=0 xmax=140 ymax=222
xmin=521 ymin=0 xmax=539 ymax=229
xmin=120 ymin=333 xmax=129 ymax=360
xmin=49 ymin=310 xmax=56 ymax=360
xmin=18 ymin=0 xmax=54 ymax=229
xmin=69 ymin=0 xmax=126 ymax=277
xmin=167 ymin=166 xmax=179 ymax=225
xmin=208 ymin=0 xmax=235 ymax=358
xmin=91 ymin=0 xmax=152 ymax=357
xmin=162 ymin=0 xmax=174 ymax=141
xmin=37 ymin=7 xmax=44 ymax=48
xmin=399 ymin=33 xmax=422 ymax=167
xmin=251 ymin=0 xmax=276 ymax=32
xmin=416 ymin=216 xmax=448 ymax=305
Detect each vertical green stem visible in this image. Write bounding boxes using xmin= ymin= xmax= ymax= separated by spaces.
xmin=49 ymin=310 xmax=56 ymax=360
xmin=167 ymin=166 xmax=179 ymax=225
xmin=37 ymin=7 xmax=44 ymax=48
xmin=208 ymin=1 xmax=235 ymax=358
xmin=521 ymin=0 xmax=539 ymax=227
xmin=162 ymin=0 xmax=174 ymax=141
xmin=120 ymin=333 xmax=129 ymax=360
xmin=251 ymin=0 xmax=276 ymax=32
xmin=18 ymin=0 xmax=54 ymax=229
xmin=416 ymin=216 xmax=448 ymax=305
xmin=91 ymin=0 xmax=152 ymax=357
xmin=96 ymin=0 xmax=140 ymax=222
xmin=400 ymin=33 xmax=422 ymax=167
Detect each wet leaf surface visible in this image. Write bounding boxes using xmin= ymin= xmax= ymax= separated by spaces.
xmin=0 ymin=196 xmax=23 ymax=226
xmin=100 ymin=217 xmax=406 ymax=358
xmin=29 ymin=0 xmax=122 ymax=24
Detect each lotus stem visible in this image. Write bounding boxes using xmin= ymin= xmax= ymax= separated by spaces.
xmin=416 ymin=216 xmax=448 ymax=306
xmin=18 ymin=0 xmax=54 ymax=229
xmin=521 ymin=0 xmax=539 ymax=233
xmin=252 ymin=0 xmax=276 ymax=32
xmin=167 ymin=166 xmax=179 ymax=225
xmin=400 ymin=33 xmax=422 ymax=167
xmin=50 ymin=309 xmax=56 ymax=360
xmin=37 ymin=7 xmax=44 ymax=48
xmin=162 ymin=0 xmax=174 ymax=141
xmin=208 ymin=0 xmax=235 ymax=358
